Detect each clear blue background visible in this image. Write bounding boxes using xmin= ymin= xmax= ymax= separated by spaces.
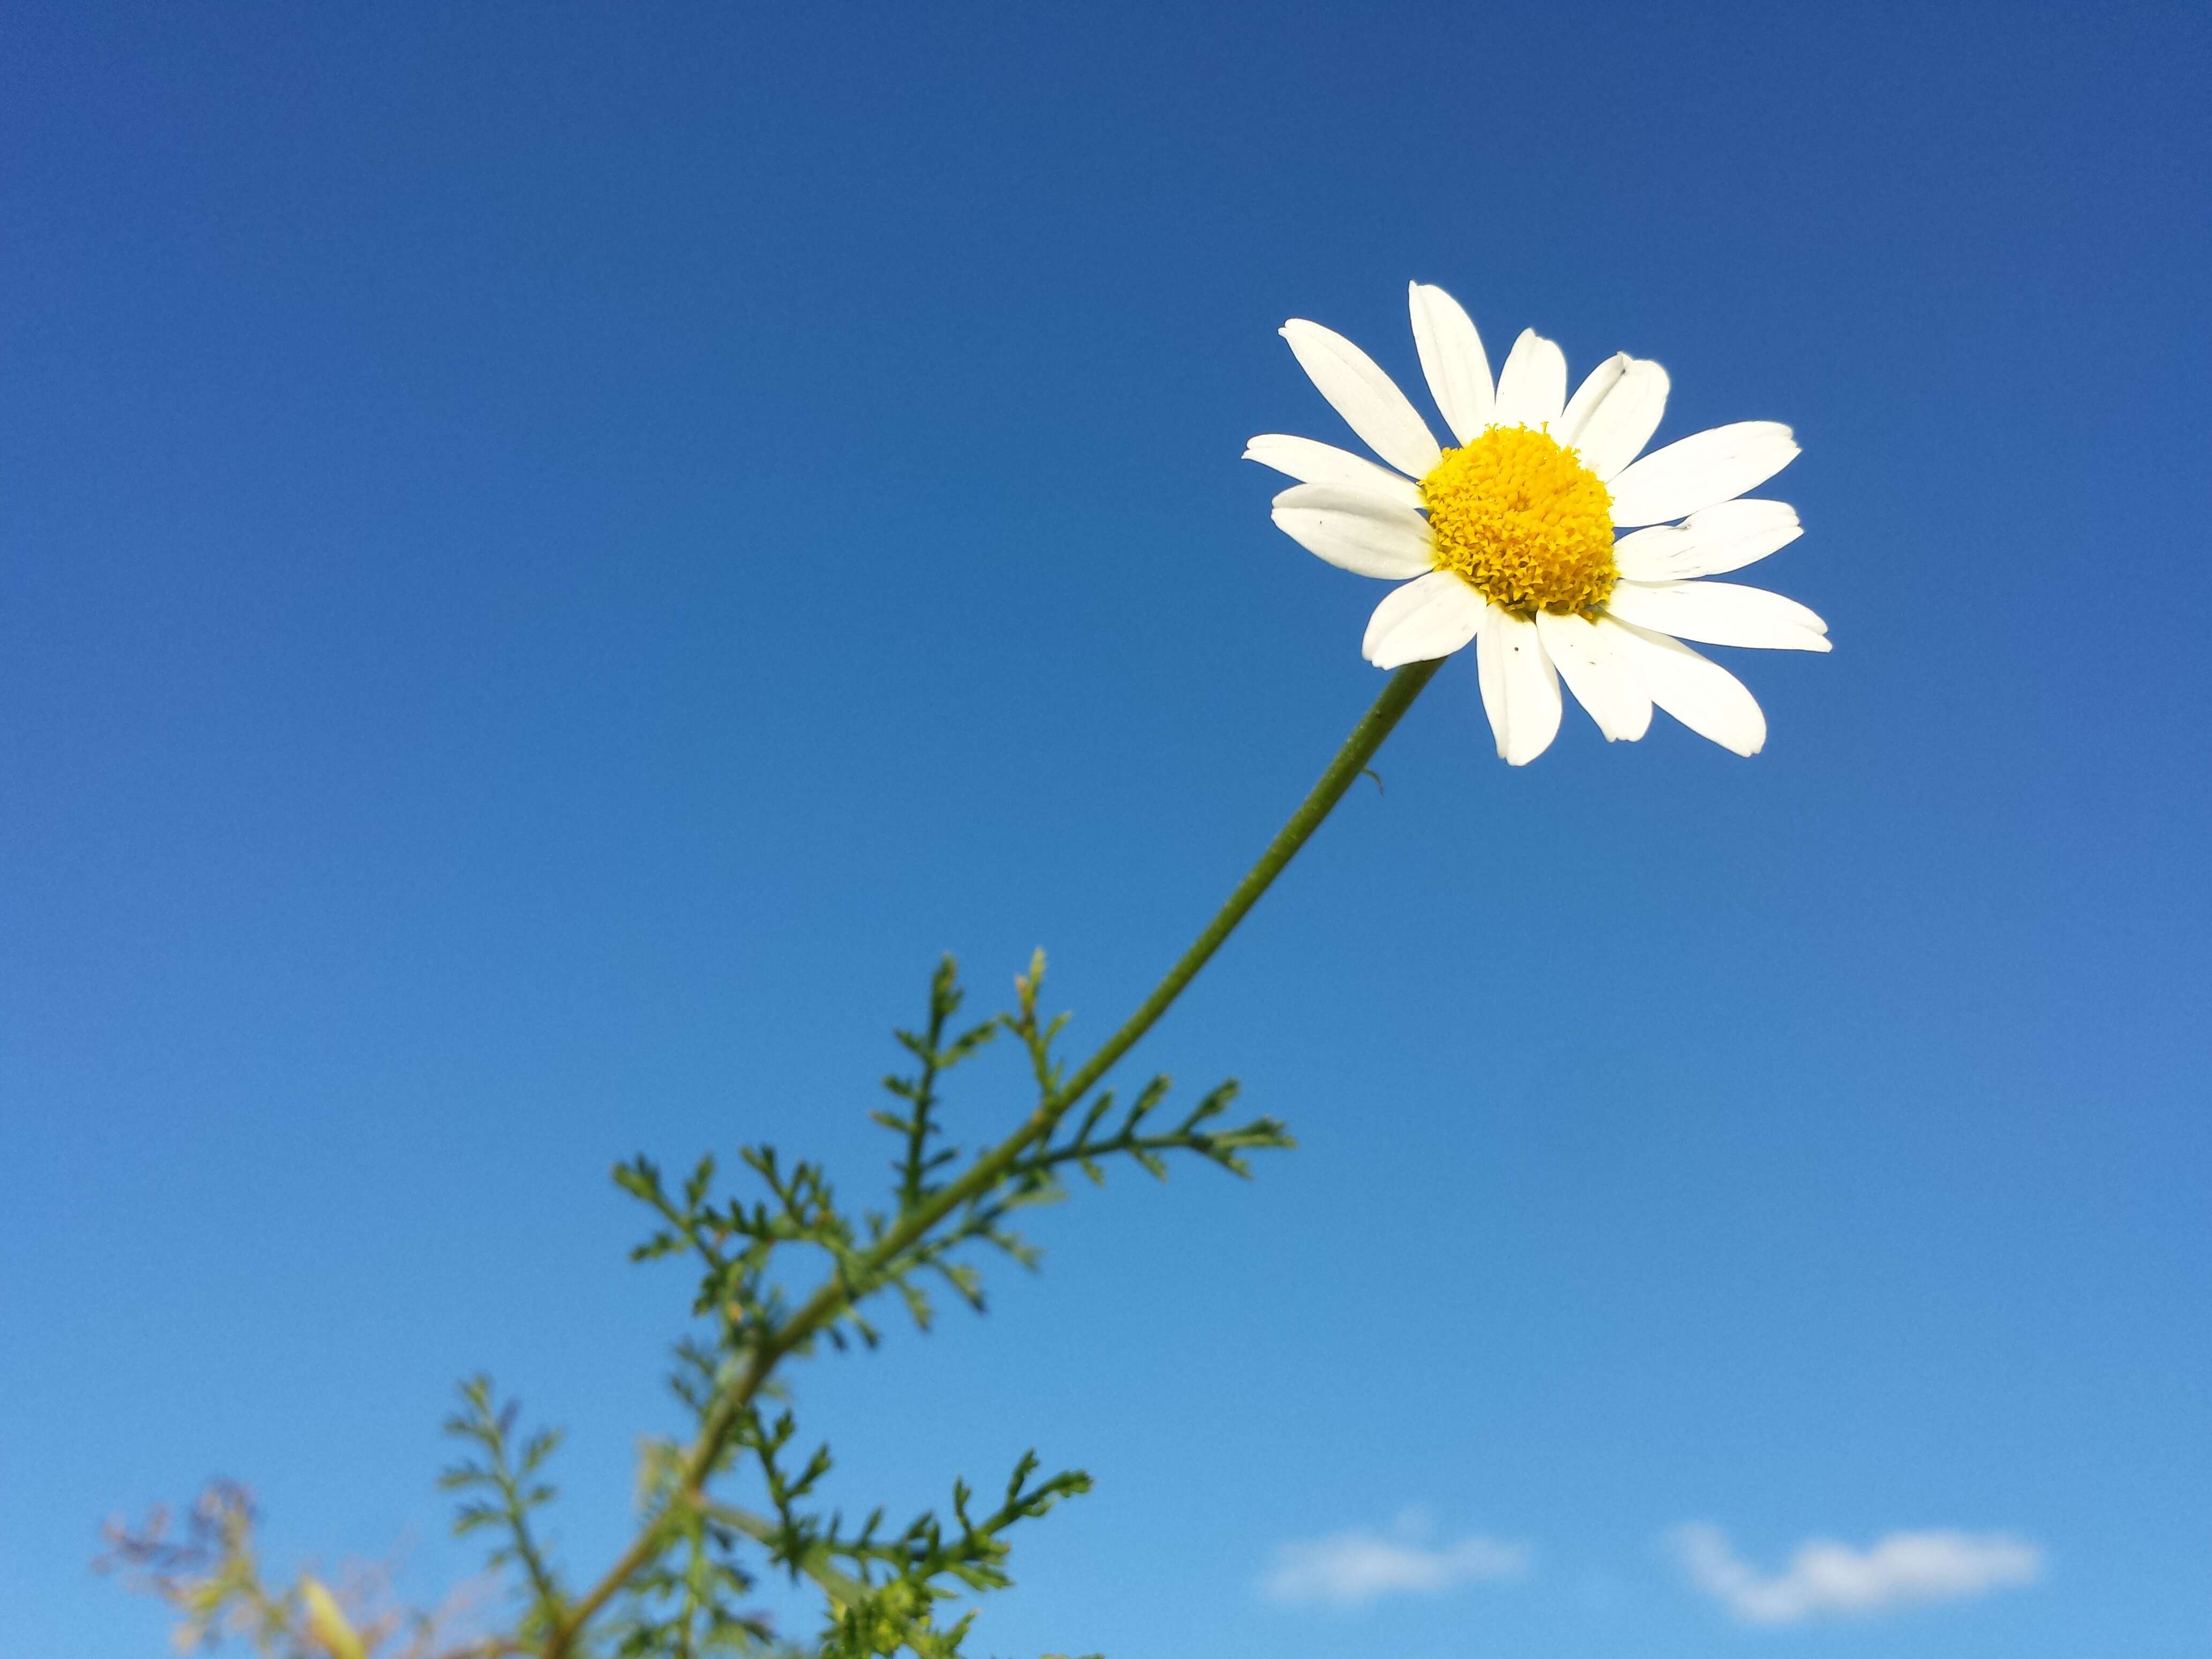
xmin=3 ymin=4 xmax=2207 ymax=1655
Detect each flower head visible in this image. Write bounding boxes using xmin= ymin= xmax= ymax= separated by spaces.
xmin=1249 ymin=283 xmax=1828 ymax=763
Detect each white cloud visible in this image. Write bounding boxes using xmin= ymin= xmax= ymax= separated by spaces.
xmin=1670 ymin=1522 xmax=2044 ymax=1625
xmin=1261 ymin=1512 xmax=1530 ymax=1608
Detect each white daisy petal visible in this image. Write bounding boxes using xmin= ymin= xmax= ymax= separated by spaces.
xmin=1558 ymin=354 xmax=1626 ymax=444
xmin=1601 ymin=617 xmax=1767 ymax=755
xmin=1612 ymin=498 xmax=1803 ymax=581
xmin=1362 ymin=570 xmax=1485 ymax=668
xmin=1475 ymin=604 xmax=1563 ymax=765
xmin=1279 ymin=319 xmax=1443 ymax=479
xmin=1407 ymin=282 xmax=1494 ymax=445
xmin=1606 ymin=421 xmax=1799 ymax=527
xmin=1604 ymin=579 xmax=1830 ymax=652
xmin=1493 ymin=328 xmax=1568 ymax=431
xmin=1535 ymin=609 xmax=1651 ymax=741
xmin=1474 ymin=607 xmax=1510 ymax=755
xmin=1269 ymin=483 xmax=1436 ymax=579
xmin=1243 ymin=434 xmax=1426 ymax=511
xmin=1609 ymin=524 xmax=1689 ymax=584
xmin=1562 ymin=357 xmax=1671 ymax=480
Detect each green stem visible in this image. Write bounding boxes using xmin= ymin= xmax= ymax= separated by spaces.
xmin=539 ymin=657 xmax=1442 ymax=1656
xmin=1048 ymin=658 xmax=1441 ymax=1110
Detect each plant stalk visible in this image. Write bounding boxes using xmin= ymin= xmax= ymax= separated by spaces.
xmin=540 ymin=657 xmax=1443 ymax=1655
xmin=1045 ymin=657 xmax=1442 ymax=1112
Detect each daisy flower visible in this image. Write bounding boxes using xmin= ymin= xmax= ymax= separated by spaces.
xmin=1249 ymin=282 xmax=1828 ymax=764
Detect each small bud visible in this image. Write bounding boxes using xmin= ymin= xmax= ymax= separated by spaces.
xmin=300 ymin=1577 xmax=367 ymax=1659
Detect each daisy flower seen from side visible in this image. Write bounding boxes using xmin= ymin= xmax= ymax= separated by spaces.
xmin=1248 ymin=282 xmax=1829 ymax=764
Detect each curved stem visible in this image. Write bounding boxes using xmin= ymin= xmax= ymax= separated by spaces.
xmin=540 ymin=657 xmax=1443 ymax=1655
xmin=1048 ymin=657 xmax=1441 ymax=1110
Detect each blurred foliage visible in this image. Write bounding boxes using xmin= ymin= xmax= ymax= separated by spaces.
xmin=97 ymin=1479 xmax=495 ymax=1657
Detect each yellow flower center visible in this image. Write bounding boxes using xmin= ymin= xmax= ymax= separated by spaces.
xmin=1418 ymin=425 xmax=1618 ymax=616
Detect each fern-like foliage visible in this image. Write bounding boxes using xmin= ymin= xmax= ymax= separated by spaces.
xmin=579 ymin=952 xmax=1288 ymax=1656
xmin=108 ymin=952 xmax=1290 ymax=1659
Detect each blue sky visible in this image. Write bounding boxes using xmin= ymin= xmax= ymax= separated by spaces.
xmin=2 ymin=3 xmax=2207 ymax=1655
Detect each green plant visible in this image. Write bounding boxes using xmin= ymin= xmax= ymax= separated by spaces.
xmin=106 ymin=665 xmax=1441 ymax=1659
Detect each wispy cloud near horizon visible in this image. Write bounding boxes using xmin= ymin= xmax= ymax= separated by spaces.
xmin=1261 ymin=1512 xmax=1529 ymax=1609
xmin=1670 ymin=1523 xmax=2043 ymax=1624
